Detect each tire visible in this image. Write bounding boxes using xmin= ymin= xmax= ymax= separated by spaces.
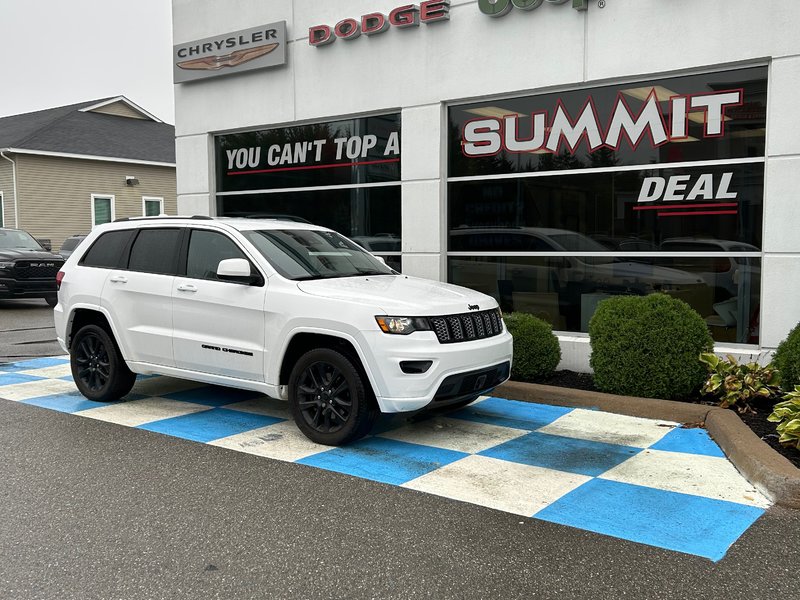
xmin=70 ymin=324 xmax=136 ymax=402
xmin=45 ymin=295 xmax=58 ymax=308
xmin=288 ymin=348 xmax=378 ymax=446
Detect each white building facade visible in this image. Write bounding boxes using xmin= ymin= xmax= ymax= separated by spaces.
xmin=172 ymin=0 xmax=800 ymax=371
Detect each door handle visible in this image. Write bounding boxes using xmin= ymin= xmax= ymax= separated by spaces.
xmin=109 ymin=275 xmax=128 ymax=283
xmin=177 ymin=284 xmax=198 ymax=293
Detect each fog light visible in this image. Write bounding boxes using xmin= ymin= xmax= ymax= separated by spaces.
xmin=400 ymin=360 xmax=433 ymax=374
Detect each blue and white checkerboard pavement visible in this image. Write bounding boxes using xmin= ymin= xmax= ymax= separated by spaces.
xmin=1 ymin=356 xmax=770 ymax=562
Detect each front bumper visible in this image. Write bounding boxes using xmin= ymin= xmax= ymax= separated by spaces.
xmin=0 ymin=277 xmax=57 ymax=300
xmin=361 ymin=328 xmax=513 ymax=413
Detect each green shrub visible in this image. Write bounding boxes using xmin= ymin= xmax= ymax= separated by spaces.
xmin=699 ymin=353 xmax=780 ymax=413
xmin=589 ymin=294 xmax=713 ymax=399
xmin=773 ymin=323 xmax=800 ymax=391
xmin=504 ymin=312 xmax=561 ymax=381
xmin=768 ymin=386 xmax=800 ymax=449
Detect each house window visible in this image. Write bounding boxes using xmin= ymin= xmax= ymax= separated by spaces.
xmin=143 ymin=196 xmax=164 ymax=217
xmin=91 ymin=195 xmax=115 ymax=227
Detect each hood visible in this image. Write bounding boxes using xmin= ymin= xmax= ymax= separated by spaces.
xmin=297 ymin=275 xmax=496 ymax=315
xmin=0 ymin=248 xmax=65 ymax=262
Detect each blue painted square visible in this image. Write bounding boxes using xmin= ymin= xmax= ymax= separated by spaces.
xmin=480 ymin=431 xmax=641 ymax=476
xmin=650 ymin=427 xmax=725 ymax=458
xmin=450 ymin=397 xmax=573 ymax=431
xmin=298 ymin=437 xmax=468 ymax=486
xmin=0 ymin=373 xmax=47 ymax=386
xmin=138 ymin=407 xmax=282 ymax=442
xmin=163 ymin=385 xmax=264 ymax=407
xmin=0 ymin=357 xmax=69 ymax=373
xmin=21 ymin=391 xmax=124 ymax=413
xmin=535 ymin=479 xmax=764 ymax=562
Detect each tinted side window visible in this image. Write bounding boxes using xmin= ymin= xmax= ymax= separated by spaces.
xmin=80 ymin=230 xmax=134 ymax=268
xmin=128 ymin=228 xmax=181 ymax=275
xmin=186 ymin=230 xmax=248 ymax=281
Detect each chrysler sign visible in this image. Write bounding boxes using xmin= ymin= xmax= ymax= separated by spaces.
xmin=173 ymin=22 xmax=287 ymax=83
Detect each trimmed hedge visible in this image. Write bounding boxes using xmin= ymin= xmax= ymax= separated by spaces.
xmin=504 ymin=312 xmax=561 ymax=381
xmin=774 ymin=322 xmax=800 ymax=391
xmin=588 ymin=294 xmax=713 ymax=400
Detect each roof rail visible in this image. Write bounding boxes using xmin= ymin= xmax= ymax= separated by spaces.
xmin=113 ymin=215 xmax=214 ymax=223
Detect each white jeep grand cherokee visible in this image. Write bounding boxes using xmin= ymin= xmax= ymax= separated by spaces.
xmin=54 ymin=217 xmax=513 ymax=445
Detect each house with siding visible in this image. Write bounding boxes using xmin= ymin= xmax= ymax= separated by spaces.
xmin=0 ymin=97 xmax=176 ymax=251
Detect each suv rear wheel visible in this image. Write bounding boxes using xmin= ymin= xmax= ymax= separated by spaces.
xmin=288 ymin=348 xmax=378 ymax=446
xmin=70 ymin=324 xmax=136 ymax=402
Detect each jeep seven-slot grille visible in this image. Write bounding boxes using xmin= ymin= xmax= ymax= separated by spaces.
xmin=429 ymin=309 xmax=503 ymax=344
xmin=13 ymin=261 xmax=63 ymax=280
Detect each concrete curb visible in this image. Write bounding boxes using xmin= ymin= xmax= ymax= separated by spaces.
xmin=494 ymin=381 xmax=800 ymax=509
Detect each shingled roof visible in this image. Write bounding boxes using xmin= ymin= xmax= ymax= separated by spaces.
xmin=0 ymin=97 xmax=175 ymax=164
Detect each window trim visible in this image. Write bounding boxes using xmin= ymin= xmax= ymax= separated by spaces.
xmin=142 ymin=196 xmax=164 ymax=217
xmin=0 ymin=191 xmax=4 ymax=228
xmin=90 ymin=194 xmax=115 ymax=228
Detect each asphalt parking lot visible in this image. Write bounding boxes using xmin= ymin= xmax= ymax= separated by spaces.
xmin=1 ymin=302 xmax=799 ymax=599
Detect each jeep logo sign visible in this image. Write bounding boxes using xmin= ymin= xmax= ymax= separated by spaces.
xmin=478 ymin=0 xmax=588 ymax=17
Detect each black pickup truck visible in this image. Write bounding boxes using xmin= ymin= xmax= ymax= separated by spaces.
xmin=0 ymin=228 xmax=65 ymax=307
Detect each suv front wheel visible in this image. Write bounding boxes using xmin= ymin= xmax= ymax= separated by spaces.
xmin=288 ymin=348 xmax=378 ymax=446
xmin=70 ymin=324 xmax=136 ymax=402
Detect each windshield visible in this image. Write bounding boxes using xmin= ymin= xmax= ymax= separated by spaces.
xmin=243 ymin=229 xmax=395 ymax=281
xmin=0 ymin=229 xmax=44 ymax=250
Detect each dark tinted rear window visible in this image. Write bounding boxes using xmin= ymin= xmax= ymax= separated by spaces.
xmin=80 ymin=231 xmax=134 ymax=268
xmin=61 ymin=238 xmax=82 ymax=251
xmin=128 ymin=228 xmax=181 ymax=275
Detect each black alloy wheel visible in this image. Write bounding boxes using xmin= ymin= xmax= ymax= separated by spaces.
xmin=289 ymin=348 xmax=378 ymax=446
xmin=70 ymin=324 xmax=136 ymax=402
xmin=75 ymin=331 xmax=111 ymax=393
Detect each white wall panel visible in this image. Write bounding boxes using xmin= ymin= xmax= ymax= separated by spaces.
xmin=402 ymin=181 xmax=444 ymax=253
xmin=175 ymin=135 xmax=211 ymax=196
xmin=174 ymin=66 xmax=296 ymax=137
xmin=767 ymin=56 xmax=800 ymax=158
xmin=762 ymin=157 xmax=800 ymax=254
xmin=172 ymin=0 xmax=293 ymax=44
xmin=401 ymin=253 xmax=444 ymax=281
xmin=760 ymin=254 xmax=800 ymax=348
xmin=177 ymin=193 xmax=213 ymax=216
xmin=587 ymin=0 xmax=800 ymax=81
xmin=401 ymin=104 xmax=443 ymax=182
xmin=292 ymin=2 xmax=585 ymax=119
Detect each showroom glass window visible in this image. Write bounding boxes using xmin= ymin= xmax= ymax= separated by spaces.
xmin=447 ymin=67 xmax=767 ymax=344
xmin=215 ymin=114 xmax=402 ymax=271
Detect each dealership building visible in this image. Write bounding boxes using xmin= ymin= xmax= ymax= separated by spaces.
xmin=171 ymin=0 xmax=800 ymax=370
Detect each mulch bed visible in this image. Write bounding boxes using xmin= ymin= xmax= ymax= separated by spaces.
xmin=537 ymin=370 xmax=800 ymax=469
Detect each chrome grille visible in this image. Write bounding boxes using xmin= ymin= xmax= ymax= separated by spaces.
xmin=429 ymin=309 xmax=503 ymax=344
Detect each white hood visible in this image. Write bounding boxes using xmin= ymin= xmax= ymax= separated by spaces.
xmin=296 ymin=275 xmax=495 ymax=315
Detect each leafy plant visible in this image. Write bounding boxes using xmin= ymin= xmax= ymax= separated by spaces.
xmin=504 ymin=312 xmax=561 ymax=381
xmin=699 ymin=353 xmax=781 ymax=413
xmin=588 ymin=294 xmax=712 ymax=399
xmin=773 ymin=322 xmax=800 ymax=391
xmin=768 ymin=386 xmax=800 ymax=449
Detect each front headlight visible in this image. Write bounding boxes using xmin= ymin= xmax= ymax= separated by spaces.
xmin=0 ymin=261 xmax=15 ymax=270
xmin=375 ymin=316 xmax=431 ymax=335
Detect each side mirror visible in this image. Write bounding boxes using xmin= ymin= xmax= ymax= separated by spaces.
xmin=374 ymin=256 xmax=387 ymax=266
xmin=217 ymin=258 xmax=261 ymax=285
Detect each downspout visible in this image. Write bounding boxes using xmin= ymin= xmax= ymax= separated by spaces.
xmin=0 ymin=150 xmax=19 ymax=227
